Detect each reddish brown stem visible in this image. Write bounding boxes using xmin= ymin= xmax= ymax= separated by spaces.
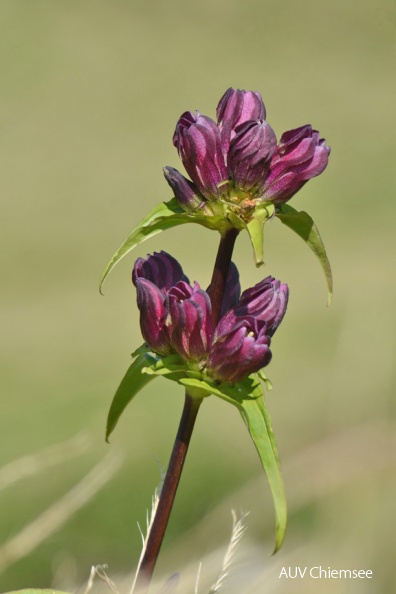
xmin=134 ymin=393 xmax=201 ymax=591
xmin=133 ymin=228 xmax=238 ymax=591
xmin=208 ymin=228 xmax=239 ymax=326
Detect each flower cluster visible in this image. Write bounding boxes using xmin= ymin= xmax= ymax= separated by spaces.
xmin=133 ymin=251 xmax=288 ymax=383
xmin=164 ymin=88 xmax=330 ymax=220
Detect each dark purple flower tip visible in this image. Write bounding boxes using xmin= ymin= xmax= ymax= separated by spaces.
xmin=166 ymin=281 xmax=214 ymax=360
xmin=163 ymin=167 xmax=205 ymax=213
xmin=263 ymin=124 xmax=330 ymax=204
xmin=132 ymin=251 xmax=188 ymax=293
xmin=216 ymin=88 xmax=266 ymax=156
xmin=172 ymin=111 xmax=227 ymax=200
xmin=216 ymin=276 xmax=289 ymax=338
xmin=207 ymin=321 xmax=272 ymax=383
xmin=133 ymin=278 xmax=171 ymax=356
xmin=227 ymin=119 xmax=277 ymax=193
xmin=172 ymin=111 xmax=197 ymax=150
xmin=237 ymin=277 xmax=289 ymax=336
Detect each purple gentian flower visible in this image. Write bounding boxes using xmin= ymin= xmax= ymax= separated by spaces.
xmin=162 ymin=167 xmax=205 ymax=213
xmin=132 ymin=252 xmax=288 ymax=382
xmin=207 ymin=320 xmax=272 ymax=383
xmin=164 ymin=88 xmax=330 ymax=214
xmin=172 ymin=111 xmax=227 ymax=200
xmin=216 ymin=88 xmax=266 ymax=156
xmin=262 ymin=125 xmax=331 ymax=204
xmin=227 ymin=120 xmax=277 ymax=193
xmin=166 ymin=281 xmax=214 ymax=361
xmin=132 ymin=251 xmax=188 ymax=355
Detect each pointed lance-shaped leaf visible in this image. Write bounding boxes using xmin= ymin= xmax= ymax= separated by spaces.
xmin=275 ymin=204 xmax=333 ymax=305
xmin=106 ymin=351 xmax=158 ymax=442
xmin=178 ymin=374 xmax=287 ymax=553
xmin=99 ymin=198 xmax=233 ymax=293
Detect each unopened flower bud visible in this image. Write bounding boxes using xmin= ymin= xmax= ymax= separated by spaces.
xmin=132 ymin=251 xmax=189 ymax=355
xmin=207 ymin=319 xmax=272 ymax=383
xmin=132 ymin=250 xmax=188 ymax=292
xmin=166 ymin=282 xmax=213 ymax=360
xmin=207 ymin=275 xmax=288 ymax=383
xmin=216 ymin=88 xmax=266 ymax=155
xmin=173 ymin=111 xmax=227 ymax=200
xmin=133 ymin=278 xmax=171 ymax=355
xmin=227 ymin=120 xmax=277 ymax=193
xmin=163 ymin=167 xmax=205 ymax=213
xmin=231 ymin=276 xmax=289 ymax=337
xmin=263 ymin=125 xmax=330 ymax=204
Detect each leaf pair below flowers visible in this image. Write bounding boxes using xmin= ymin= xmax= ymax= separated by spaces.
xmin=99 ymin=198 xmax=332 ymax=304
xmin=105 ymin=347 xmax=286 ymax=552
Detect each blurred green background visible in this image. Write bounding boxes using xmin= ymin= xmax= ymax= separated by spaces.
xmin=1 ymin=0 xmax=395 ymax=592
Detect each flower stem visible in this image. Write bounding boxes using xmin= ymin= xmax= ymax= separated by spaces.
xmin=133 ymin=393 xmax=202 ymax=592
xmin=133 ymin=228 xmax=239 ymax=591
xmin=208 ymin=228 xmax=239 ymax=326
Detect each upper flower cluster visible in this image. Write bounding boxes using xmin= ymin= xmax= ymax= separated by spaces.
xmin=164 ymin=88 xmax=330 ymax=220
xmin=133 ymin=251 xmax=288 ymax=383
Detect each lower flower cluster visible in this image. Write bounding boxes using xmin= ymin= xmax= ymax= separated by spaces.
xmin=132 ymin=251 xmax=288 ymax=383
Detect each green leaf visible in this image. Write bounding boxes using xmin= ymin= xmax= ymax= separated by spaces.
xmin=142 ymin=353 xmax=192 ymax=376
xmin=106 ymin=351 xmax=158 ymax=441
xmin=246 ymin=203 xmax=275 ymax=267
xmin=178 ymin=374 xmax=261 ymax=402
xmin=105 ymin=353 xmax=286 ymax=549
xmin=276 ymin=204 xmax=333 ymax=305
xmin=239 ymin=394 xmax=287 ymax=553
xmin=99 ymin=198 xmax=232 ymax=292
xmin=180 ymin=374 xmax=287 ymax=553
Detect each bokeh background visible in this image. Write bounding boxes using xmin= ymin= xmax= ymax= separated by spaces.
xmin=1 ymin=0 xmax=395 ymax=592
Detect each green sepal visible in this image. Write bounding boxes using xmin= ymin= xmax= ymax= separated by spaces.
xmin=99 ymin=198 xmax=233 ymax=292
xmin=246 ymin=203 xmax=275 ymax=267
xmin=223 ymin=210 xmax=246 ymax=231
xmin=131 ymin=343 xmax=151 ymax=358
xmin=258 ymin=369 xmax=273 ymax=391
xmin=142 ymin=353 xmax=198 ymax=378
xmin=106 ymin=349 xmax=159 ymax=442
xmin=276 ymin=204 xmax=333 ymax=305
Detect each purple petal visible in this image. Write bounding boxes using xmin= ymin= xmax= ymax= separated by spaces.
xmin=132 ymin=251 xmax=188 ymax=292
xmin=208 ymin=323 xmax=272 ymax=383
xmin=166 ymin=283 xmax=213 ymax=360
xmin=215 ymin=276 xmax=289 ymax=339
xmin=173 ymin=111 xmax=227 ymax=199
xmin=263 ymin=125 xmax=330 ymax=204
xmin=216 ymin=88 xmax=266 ymax=156
xmin=134 ymin=278 xmax=170 ymax=355
xmin=227 ymin=119 xmax=277 ymax=193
